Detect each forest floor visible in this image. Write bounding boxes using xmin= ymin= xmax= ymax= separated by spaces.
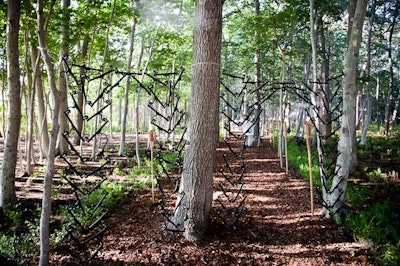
xmin=46 ymin=136 xmax=376 ymax=265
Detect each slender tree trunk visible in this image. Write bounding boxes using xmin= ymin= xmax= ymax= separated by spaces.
xmin=56 ymin=0 xmax=71 ymax=155
xmin=119 ymin=0 xmax=139 ymax=156
xmin=38 ymin=0 xmax=62 ymax=263
xmin=388 ymin=0 xmax=400 ymax=130
xmin=361 ymin=0 xmax=376 ymax=145
xmin=24 ymin=30 xmax=35 ymax=175
xmin=320 ymin=17 xmax=332 ymax=143
xmin=383 ymin=1 xmax=399 ymax=135
xmin=0 ymin=0 xmax=21 ymax=208
xmin=73 ymin=37 xmax=89 ymax=145
xmin=253 ymin=0 xmax=261 ymax=145
xmin=31 ymin=43 xmax=50 ymax=160
xmin=133 ymin=23 xmax=161 ymax=167
xmin=91 ymin=0 xmax=115 ymax=160
xmin=1 ymin=37 xmax=6 ymax=138
xmin=324 ymin=0 xmax=367 ymax=219
xmin=169 ymin=0 xmax=223 ymax=241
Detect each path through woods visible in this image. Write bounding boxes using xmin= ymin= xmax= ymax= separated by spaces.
xmin=50 ymin=136 xmax=375 ymax=265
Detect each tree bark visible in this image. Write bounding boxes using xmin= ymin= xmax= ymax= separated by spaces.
xmin=38 ymin=0 xmax=62 ymax=263
xmin=253 ymin=0 xmax=261 ymax=145
xmin=119 ymin=0 xmax=139 ymax=156
xmin=31 ymin=44 xmax=50 ymax=160
xmin=323 ymin=0 xmax=368 ymax=219
xmin=388 ymin=0 xmax=399 ymax=132
xmin=360 ymin=0 xmax=376 ymax=145
xmin=56 ymin=0 xmax=71 ymax=155
xmin=0 ymin=0 xmax=21 ymax=208
xmin=24 ymin=30 xmax=35 ymax=176
xmin=73 ymin=36 xmax=89 ymax=145
xmin=169 ymin=0 xmax=223 ymax=241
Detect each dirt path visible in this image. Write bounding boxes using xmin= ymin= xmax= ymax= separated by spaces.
xmin=52 ymin=137 xmax=376 ymax=265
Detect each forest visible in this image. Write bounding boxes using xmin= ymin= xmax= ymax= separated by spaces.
xmin=0 ymin=0 xmax=399 ymax=265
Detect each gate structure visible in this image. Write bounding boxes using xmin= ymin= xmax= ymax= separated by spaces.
xmin=61 ymin=58 xmax=127 ymax=262
xmin=60 ymin=55 xmax=345 ymax=260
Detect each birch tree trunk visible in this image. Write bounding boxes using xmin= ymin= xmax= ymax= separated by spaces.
xmin=0 ymin=0 xmax=21 ymax=208
xmin=31 ymin=43 xmax=50 ymax=160
xmin=38 ymin=0 xmax=62 ymax=263
xmin=323 ymin=0 xmax=367 ymax=219
xmin=56 ymin=0 xmax=71 ymax=155
xmin=253 ymin=0 xmax=261 ymax=145
xmin=360 ymin=0 xmax=376 ymax=145
xmin=24 ymin=30 xmax=35 ymax=175
xmin=169 ymin=0 xmax=223 ymax=241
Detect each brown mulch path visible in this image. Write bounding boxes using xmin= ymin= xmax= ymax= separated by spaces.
xmin=51 ymin=137 xmax=376 ymax=265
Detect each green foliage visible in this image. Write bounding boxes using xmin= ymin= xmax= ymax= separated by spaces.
xmin=0 ymin=205 xmax=40 ymax=265
xmin=287 ymin=132 xmax=400 ymax=264
xmin=285 ymin=136 xmax=321 ymax=187
xmin=379 ymin=241 xmax=400 ymax=266
xmin=345 ymin=202 xmax=399 ymax=244
xmin=344 ymin=185 xmax=369 ymax=208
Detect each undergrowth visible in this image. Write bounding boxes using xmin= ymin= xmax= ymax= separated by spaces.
xmin=284 ymin=133 xmax=400 ymax=265
xmin=0 ymin=154 xmax=162 ymax=265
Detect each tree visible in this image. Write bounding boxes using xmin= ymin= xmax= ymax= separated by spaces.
xmin=323 ymin=0 xmax=368 ymax=219
xmin=119 ymin=0 xmax=139 ymax=157
xmin=169 ymin=0 xmax=223 ymax=241
xmin=37 ymin=0 xmax=62 ymax=263
xmin=56 ymin=0 xmax=71 ymax=155
xmin=360 ymin=0 xmax=377 ymax=145
xmin=0 ymin=0 xmax=21 ymax=208
xmin=253 ymin=0 xmax=261 ymax=145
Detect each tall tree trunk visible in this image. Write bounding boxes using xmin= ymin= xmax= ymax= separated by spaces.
xmin=383 ymin=1 xmax=399 ymax=135
xmin=388 ymin=0 xmax=400 ymax=131
xmin=91 ymin=0 xmax=115 ymax=160
xmin=1 ymin=37 xmax=6 ymax=138
xmin=324 ymin=0 xmax=367 ymax=219
xmin=72 ymin=36 xmax=89 ymax=145
xmin=31 ymin=43 xmax=50 ymax=160
xmin=169 ymin=0 xmax=223 ymax=241
xmin=38 ymin=0 xmax=62 ymax=263
xmin=273 ymin=22 xmax=286 ymax=169
xmin=24 ymin=30 xmax=35 ymax=175
xmin=119 ymin=0 xmax=139 ymax=156
xmin=0 ymin=0 xmax=21 ymax=208
xmin=361 ymin=0 xmax=376 ymax=145
xmin=253 ymin=0 xmax=261 ymax=145
xmin=319 ymin=17 xmax=332 ymax=143
xmin=56 ymin=0 xmax=71 ymax=155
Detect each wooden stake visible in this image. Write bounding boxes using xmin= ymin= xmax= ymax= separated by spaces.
xmin=284 ymin=122 xmax=289 ymax=174
xmin=305 ymin=121 xmax=314 ymax=216
xmin=149 ymin=130 xmax=155 ymax=202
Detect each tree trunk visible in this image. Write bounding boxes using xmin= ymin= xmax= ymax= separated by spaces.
xmin=360 ymin=0 xmax=376 ymax=145
xmin=0 ymin=0 xmax=21 ymax=208
xmin=73 ymin=36 xmax=89 ymax=145
xmin=119 ymin=0 xmax=139 ymax=156
xmin=31 ymin=44 xmax=50 ymax=160
xmin=253 ymin=0 xmax=261 ymax=145
xmin=383 ymin=1 xmax=399 ymax=135
xmin=388 ymin=0 xmax=400 ymax=131
xmin=169 ymin=0 xmax=223 ymax=241
xmin=24 ymin=30 xmax=35 ymax=175
xmin=56 ymin=0 xmax=71 ymax=155
xmin=323 ymin=0 xmax=367 ymax=219
xmin=38 ymin=0 xmax=62 ymax=263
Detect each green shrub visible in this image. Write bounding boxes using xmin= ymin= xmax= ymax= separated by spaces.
xmin=379 ymin=241 xmax=400 ymax=266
